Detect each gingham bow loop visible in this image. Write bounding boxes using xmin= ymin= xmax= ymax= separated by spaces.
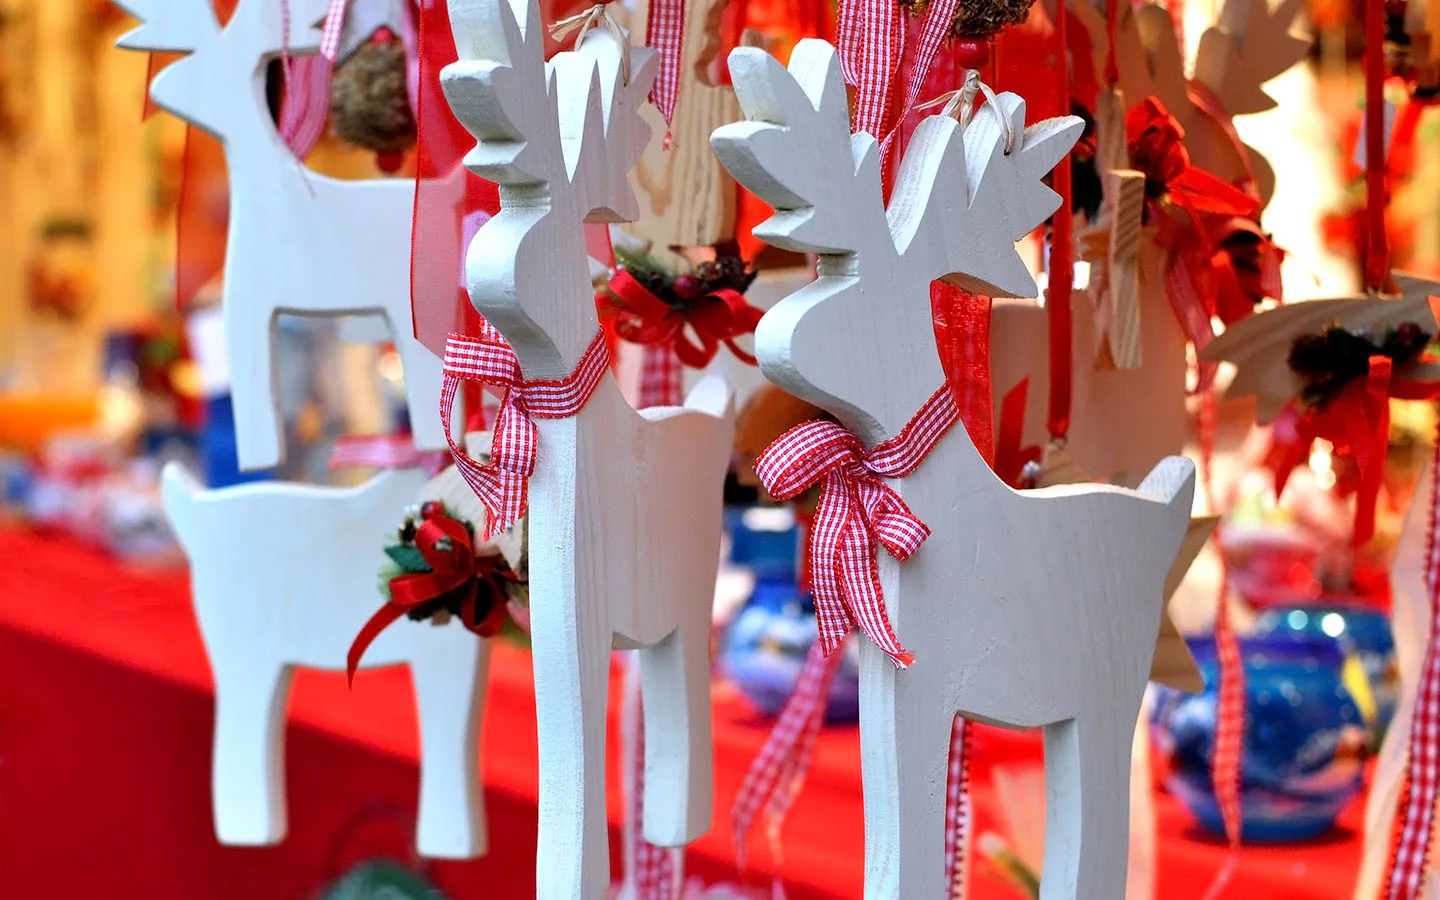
xmin=755 ymin=385 xmax=958 ymax=668
xmin=441 ymin=324 xmax=610 ymax=539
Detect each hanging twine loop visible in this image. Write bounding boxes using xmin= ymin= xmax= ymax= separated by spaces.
xmin=549 ymin=2 xmax=632 ymax=86
xmin=916 ymin=69 xmax=1016 ymax=154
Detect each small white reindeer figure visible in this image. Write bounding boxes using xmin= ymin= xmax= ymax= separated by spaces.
xmin=161 ymin=462 xmax=490 ymax=860
xmin=114 ymin=0 xmax=453 ymax=471
xmin=712 ymin=43 xmax=1196 ymax=899
xmin=440 ymin=1 xmax=736 ymax=896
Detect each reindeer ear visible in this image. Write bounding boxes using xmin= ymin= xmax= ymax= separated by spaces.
xmin=113 ymin=0 xmax=218 ymax=51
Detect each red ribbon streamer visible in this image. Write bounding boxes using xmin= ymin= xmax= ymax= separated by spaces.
xmin=604 ymin=270 xmax=764 ymax=368
xmin=755 ymin=385 xmax=959 ymax=668
xmin=1363 ymin=0 xmax=1389 ymax=291
xmin=645 ymin=0 xmax=686 ymax=146
xmin=1385 ymin=427 xmax=1440 ymax=900
xmin=440 ymin=325 xmax=611 ymax=539
xmin=995 ymin=378 xmax=1043 ymax=488
xmin=838 ymin=0 xmax=905 ymax=140
xmin=346 ymin=515 xmax=509 ymax=682
xmin=1047 ymin=0 xmax=1075 ymax=441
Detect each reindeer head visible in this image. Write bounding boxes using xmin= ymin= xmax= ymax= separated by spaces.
xmin=115 ymin=0 xmax=331 ymax=138
xmin=443 ymin=0 xmax=658 ymax=375
xmin=712 ymin=41 xmax=1080 ymax=441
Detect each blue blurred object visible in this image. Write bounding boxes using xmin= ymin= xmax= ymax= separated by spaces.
xmin=202 ymin=395 xmax=273 ymax=488
xmin=1254 ymin=604 xmax=1397 ymax=742
xmin=1152 ymin=633 xmax=1369 ymax=843
xmin=720 ymin=507 xmax=860 ymax=723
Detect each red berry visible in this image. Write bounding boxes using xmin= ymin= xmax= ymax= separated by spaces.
xmin=674 ymin=273 xmax=702 ymax=300
xmin=376 ymin=150 xmax=405 ymax=174
xmin=953 ymin=38 xmax=991 ymax=71
xmin=420 ymin=501 xmax=445 ymax=520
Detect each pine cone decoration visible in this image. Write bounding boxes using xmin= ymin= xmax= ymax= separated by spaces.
xmin=330 ymin=39 xmax=417 ymax=155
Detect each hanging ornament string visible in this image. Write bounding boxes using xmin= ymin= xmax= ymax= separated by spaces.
xmin=1047 ymin=0 xmax=1074 ymax=441
xmin=1363 ymin=0 xmax=1390 ymax=292
xmin=550 ymin=4 xmax=634 ymax=85
xmin=1385 ymin=422 xmax=1440 ymax=900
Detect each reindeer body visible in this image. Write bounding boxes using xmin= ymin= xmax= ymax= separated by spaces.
xmin=442 ymin=2 xmax=736 ymax=895
xmin=115 ymin=0 xmax=451 ymax=471
xmin=713 ymin=42 xmax=1195 ymax=899
xmin=161 ymin=462 xmax=490 ymax=860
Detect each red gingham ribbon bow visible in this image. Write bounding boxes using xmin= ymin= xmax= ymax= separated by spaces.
xmin=440 ymin=325 xmax=610 ymax=539
xmin=755 ymin=385 xmax=958 ymax=667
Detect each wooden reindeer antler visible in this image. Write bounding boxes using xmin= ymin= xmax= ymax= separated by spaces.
xmin=713 ymin=41 xmax=1082 ymax=441
xmin=1201 ymin=274 xmax=1440 ymax=423
xmin=443 ymin=0 xmax=658 ymax=375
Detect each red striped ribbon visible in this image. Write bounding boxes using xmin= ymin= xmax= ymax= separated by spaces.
xmin=328 ymin=433 xmax=451 ymax=475
xmin=755 ymin=385 xmax=959 ymax=668
xmin=278 ymin=0 xmax=349 ymax=160
xmin=1046 ymin=0 xmax=1074 ymax=441
xmin=837 ymin=0 xmax=905 ymax=140
xmin=439 ymin=324 xmax=610 ymax=539
xmin=646 ymin=0 xmax=686 ymax=147
xmin=1385 ymin=423 xmax=1440 ymax=899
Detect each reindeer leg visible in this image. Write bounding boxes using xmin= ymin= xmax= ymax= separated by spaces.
xmin=637 ymin=621 xmax=714 ymax=846
xmin=859 ymin=643 xmax=951 ymax=900
xmin=409 ymin=632 xmax=490 ymax=859
xmin=226 ymin=304 xmax=285 ymax=471
xmin=391 ymin=329 xmax=447 ymax=453
xmin=210 ymin=656 xmax=292 ymax=845
xmin=1041 ymin=706 xmax=1137 ymax=900
xmin=531 ymin=591 xmax=613 ymax=899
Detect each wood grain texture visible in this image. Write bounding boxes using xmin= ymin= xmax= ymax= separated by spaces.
xmin=993 ymin=235 xmax=1189 ymax=488
xmin=114 ymin=0 xmax=451 ymax=471
xmin=1200 ymin=274 xmax=1440 ymax=423
xmin=1101 ymin=170 xmax=1147 ymax=370
xmin=160 ymin=462 xmax=491 ymax=859
xmin=713 ymin=41 xmax=1194 ymax=900
xmin=625 ymin=0 xmax=740 ymax=264
xmin=442 ymin=3 xmax=737 ymax=895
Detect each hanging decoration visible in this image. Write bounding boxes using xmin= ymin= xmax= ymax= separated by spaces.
xmin=330 ymin=27 xmax=418 ymax=171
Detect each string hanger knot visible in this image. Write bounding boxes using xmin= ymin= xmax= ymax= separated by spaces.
xmin=916 ymin=68 xmax=1016 ymax=154
xmin=549 ymin=2 xmax=632 ymax=86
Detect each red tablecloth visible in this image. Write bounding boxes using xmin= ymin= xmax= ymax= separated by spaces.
xmin=0 ymin=527 xmax=1364 ymax=898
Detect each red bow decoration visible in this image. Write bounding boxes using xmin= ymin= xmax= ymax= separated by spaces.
xmin=602 ymin=269 xmax=764 ymax=368
xmin=346 ymin=514 xmax=510 ymax=682
xmin=440 ymin=324 xmax=610 ymax=539
xmin=1269 ymin=355 xmax=1440 ymax=547
xmin=1127 ymin=96 xmax=1276 ymax=390
xmin=755 ymin=385 xmax=960 ymax=667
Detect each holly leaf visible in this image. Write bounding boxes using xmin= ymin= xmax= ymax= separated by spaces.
xmin=385 ymin=544 xmax=431 ymax=573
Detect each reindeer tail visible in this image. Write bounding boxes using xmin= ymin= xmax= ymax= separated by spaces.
xmin=683 ymin=374 xmax=737 ymax=422
xmin=1137 ymin=456 xmax=1197 ymax=519
xmin=160 ymin=461 xmax=205 ymax=549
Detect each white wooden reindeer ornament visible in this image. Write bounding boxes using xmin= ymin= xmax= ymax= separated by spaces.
xmin=159 ymin=462 xmax=491 ymax=859
xmin=440 ymin=1 xmax=736 ymax=896
xmin=712 ymin=42 xmax=1196 ymax=899
xmin=115 ymin=0 xmax=450 ymax=471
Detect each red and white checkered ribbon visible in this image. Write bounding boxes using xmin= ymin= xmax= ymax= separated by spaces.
xmin=278 ymin=0 xmax=349 ymax=160
xmin=639 ymin=344 xmax=685 ymax=410
xmin=755 ymin=384 xmax=958 ymax=667
xmin=624 ymin=654 xmax=683 ymax=900
xmin=1384 ymin=433 xmax=1440 ymax=900
xmin=328 ymin=433 xmax=450 ymax=475
xmin=837 ymin=0 xmax=905 ymax=140
xmin=440 ymin=324 xmax=610 ymax=539
xmin=1203 ymin=575 xmax=1246 ymax=900
xmin=943 ymin=716 xmax=971 ymax=898
xmin=644 ymin=0 xmax=685 ymax=147
xmin=731 ymin=638 xmax=846 ymax=872
xmin=878 ymin=0 xmax=960 ymax=160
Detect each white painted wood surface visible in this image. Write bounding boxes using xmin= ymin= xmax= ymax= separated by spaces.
xmin=160 ymin=462 xmax=491 ymax=859
xmin=115 ymin=0 xmax=450 ymax=471
xmin=712 ymin=41 xmax=1196 ymax=900
xmin=441 ymin=2 xmax=736 ymax=896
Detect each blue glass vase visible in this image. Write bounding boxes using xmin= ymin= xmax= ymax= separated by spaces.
xmin=719 ymin=508 xmax=860 ymax=723
xmin=1152 ymin=633 xmax=1369 ymax=843
xmin=1253 ymin=604 xmax=1398 ymax=743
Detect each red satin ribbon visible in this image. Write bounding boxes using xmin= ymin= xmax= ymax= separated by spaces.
xmin=995 ymin=378 xmax=1043 ymax=488
xmin=346 ymin=516 xmax=509 ymax=682
xmin=1048 ymin=1 xmax=1075 ymax=441
xmin=604 ymin=270 xmax=764 ymax=368
xmin=1270 ymin=357 xmax=1440 ymax=548
xmin=1363 ymin=0 xmax=1389 ymax=290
